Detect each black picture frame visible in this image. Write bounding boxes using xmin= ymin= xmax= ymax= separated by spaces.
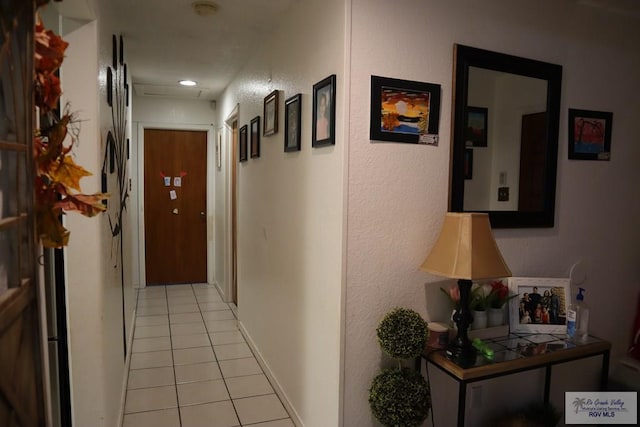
xmin=370 ymin=75 xmax=441 ymax=144
xmin=568 ymin=108 xmax=612 ymax=161
xmin=239 ymin=125 xmax=248 ymax=162
xmin=312 ymin=74 xmax=336 ymax=147
xmin=250 ymin=116 xmax=260 ymax=158
xmin=285 ymin=94 xmax=302 ymax=152
xmin=263 ymin=90 xmax=279 ymax=136
xmin=465 ymin=106 xmax=488 ymax=147
xmin=464 ymin=149 xmax=473 ymax=180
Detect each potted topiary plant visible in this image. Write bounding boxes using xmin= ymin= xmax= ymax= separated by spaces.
xmin=368 ymin=307 xmax=431 ymax=427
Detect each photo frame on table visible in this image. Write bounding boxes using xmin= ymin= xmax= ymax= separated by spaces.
xmin=508 ymin=277 xmax=570 ymax=334
xmin=250 ymin=116 xmax=260 ymax=158
xmin=263 ymin=90 xmax=279 ymax=136
xmin=465 ymin=106 xmax=488 ymax=147
xmin=285 ymin=93 xmax=302 ymax=152
xmin=239 ymin=125 xmax=248 ymax=162
xmin=568 ymin=108 xmax=612 ymax=161
xmin=369 ymin=75 xmax=441 ymax=145
xmin=312 ymin=74 xmax=336 ymax=147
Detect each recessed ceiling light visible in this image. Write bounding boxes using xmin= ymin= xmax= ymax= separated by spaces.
xmin=179 ymin=80 xmax=197 ymax=86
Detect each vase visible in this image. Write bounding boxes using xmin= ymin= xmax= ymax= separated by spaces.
xmin=488 ymin=307 xmax=505 ymax=327
xmin=471 ymin=310 xmax=487 ymax=330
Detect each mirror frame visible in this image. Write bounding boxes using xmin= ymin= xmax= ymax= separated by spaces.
xmin=450 ymin=44 xmax=563 ymax=228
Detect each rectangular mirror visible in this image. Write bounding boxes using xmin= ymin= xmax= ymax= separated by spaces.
xmin=450 ymin=44 xmax=563 ymax=228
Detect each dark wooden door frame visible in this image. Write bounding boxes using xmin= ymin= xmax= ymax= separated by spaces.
xmin=136 ymin=123 xmax=213 ymax=288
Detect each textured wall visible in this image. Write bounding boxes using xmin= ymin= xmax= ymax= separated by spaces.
xmin=346 ymin=1 xmax=640 ymax=425
xmin=215 ymin=0 xmax=346 ymax=425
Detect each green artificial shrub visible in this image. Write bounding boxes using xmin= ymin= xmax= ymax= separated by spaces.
xmin=369 ymin=367 xmax=431 ymax=427
xmin=376 ymin=307 xmax=427 ymax=359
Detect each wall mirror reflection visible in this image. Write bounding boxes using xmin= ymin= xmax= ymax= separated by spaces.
xmin=450 ymin=44 xmax=563 ymax=228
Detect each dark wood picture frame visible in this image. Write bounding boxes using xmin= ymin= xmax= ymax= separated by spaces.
xmin=263 ymin=90 xmax=279 ymax=136
xmin=312 ymin=74 xmax=336 ymax=147
xmin=568 ymin=108 xmax=612 ymax=161
xmin=250 ymin=116 xmax=260 ymax=158
xmin=370 ymin=75 xmax=441 ymax=144
xmin=465 ymin=106 xmax=488 ymax=147
xmin=239 ymin=124 xmax=248 ymax=162
xmin=285 ymin=93 xmax=302 ymax=152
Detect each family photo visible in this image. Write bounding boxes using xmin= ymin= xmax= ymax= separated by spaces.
xmin=517 ymin=286 xmax=566 ymax=325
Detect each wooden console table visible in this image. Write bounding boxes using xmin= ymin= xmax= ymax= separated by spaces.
xmin=424 ymin=333 xmax=611 ymax=427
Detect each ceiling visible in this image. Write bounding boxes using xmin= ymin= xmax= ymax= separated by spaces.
xmin=85 ymin=0 xmax=297 ymax=101
xmin=54 ymin=0 xmax=638 ymax=102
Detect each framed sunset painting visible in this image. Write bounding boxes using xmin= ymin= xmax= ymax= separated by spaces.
xmin=370 ymin=75 xmax=441 ymax=144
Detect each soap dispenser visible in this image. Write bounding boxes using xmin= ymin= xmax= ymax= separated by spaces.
xmin=576 ymin=287 xmax=590 ymax=342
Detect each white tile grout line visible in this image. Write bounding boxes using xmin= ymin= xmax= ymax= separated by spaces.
xmin=129 ymin=284 xmax=295 ymax=426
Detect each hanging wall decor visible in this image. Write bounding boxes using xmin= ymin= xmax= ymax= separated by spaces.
xmin=103 ymin=33 xmax=130 ymax=357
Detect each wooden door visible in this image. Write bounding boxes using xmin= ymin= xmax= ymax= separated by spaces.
xmin=0 ymin=1 xmax=46 ymax=425
xmin=519 ymin=112 xmax=547 ymax=211
xmin=144 ymin=129 xmax=207 ymax=285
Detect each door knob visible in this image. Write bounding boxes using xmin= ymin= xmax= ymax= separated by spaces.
xmin=200 ymin=211 xmax=205 ymax=217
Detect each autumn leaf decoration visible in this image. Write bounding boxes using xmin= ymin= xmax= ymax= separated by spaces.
xmin=34 ymin=18 xmax=108 ymax=248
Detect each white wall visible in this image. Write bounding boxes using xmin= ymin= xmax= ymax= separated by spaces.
xmin=215 ymin=0 xmax=346 ymax=425
xmin=61 ymin=0 xmax=137 ymax=424
xmin=130 ymin=97 xmax=216 ymax=288
xmin=62 ymin=17 xmax=134 ymax=427
xmin=346 ymin=1 xmax=640 ymax=425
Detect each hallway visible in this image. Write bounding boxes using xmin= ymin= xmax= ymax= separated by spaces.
xmin=123 ymin=283 xmax=294 ymax=427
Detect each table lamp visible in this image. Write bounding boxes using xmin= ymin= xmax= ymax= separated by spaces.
xmin=420 ymin=213 xmax=511 ymax=364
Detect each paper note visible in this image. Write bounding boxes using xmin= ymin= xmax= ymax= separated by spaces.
xmin=169 ymin=190 xmax=177 ymax=200
xmin=164 ymin=176 xmax=171 ymax=186
xmin=173 ymin=177 xmax=182 ymax=187
xmin=172 ymin=208 xmax=178 ymax=214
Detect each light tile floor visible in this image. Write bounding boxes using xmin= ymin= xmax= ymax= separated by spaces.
xmin=123 ymin=284 xmax=295 ymax=427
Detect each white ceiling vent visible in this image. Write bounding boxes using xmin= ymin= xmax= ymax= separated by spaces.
xmin=133 ymin=83 xmax=207 ymax=99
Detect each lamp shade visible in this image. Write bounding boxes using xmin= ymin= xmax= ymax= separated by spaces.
xmin=420 ymin=212 xmax=511 ymax=280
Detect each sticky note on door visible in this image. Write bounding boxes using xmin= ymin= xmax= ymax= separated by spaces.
xmin=169 ymin=190 xmax=177 ymax=200
xmin=164 ymin=176 xmax=171 ymax=186
xmin=173 ymin=177 xmax=182 ymax=187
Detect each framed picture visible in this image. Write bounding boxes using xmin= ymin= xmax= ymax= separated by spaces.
xmin=464 ymin=149 xmax=473 ymax=180
xmin=508 ymin=277 xmax=570 ymax=334
xmin=239 ymin=125 xmax=248 ymax=162
xmin=568 ymin=108 xmax=613 ymax=161
xmin=216 ymin=132 xmax=221 ymax=169
xmin=285 ymin=93 xmax=302 ymax=152
xmin=370 ymin=75 xmax=441 ymax=144
xmin=250 ymin=116 xmax=260 ymax=158
xmin=465 ymin=106 xmax=488 ymax=147
xmin=312 ymin=74 xmax=336 ymax=147
xmin=263 ymin=90 xmax=279 ymax=136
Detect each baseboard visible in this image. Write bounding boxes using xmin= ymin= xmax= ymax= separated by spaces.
xmin=238 ymin=321 xmax=304 ymax=427
xmin=117 ymin=309 xmax=136 ymax=427
xmin=213 ymin=280 xmax=226 ymax=301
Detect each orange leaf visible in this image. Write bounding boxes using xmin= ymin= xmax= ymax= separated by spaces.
xmin=37 ymin=207 xmax=69 ymax=248
xmin=56 ymin=193 xmax=109 ymax=217
xmin=50 ymin=156 xmax=92 ymax=192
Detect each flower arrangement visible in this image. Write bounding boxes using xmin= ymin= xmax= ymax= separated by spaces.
xmin=469 ymin=282 xmax=493 ymax=311
xmin=487 ymin=280 xmax=517 ymax=309
xmin=34 ymin=17 xmax=108 ymax=248
xmin=440 ymin=284 xmax=460 ymax=310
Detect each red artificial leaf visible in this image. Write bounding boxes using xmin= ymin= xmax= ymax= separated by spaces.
xmin=56 ymin=193 xmax=109 ymax=217
xmin=35 ymin=19 xmax=68 ymax=74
